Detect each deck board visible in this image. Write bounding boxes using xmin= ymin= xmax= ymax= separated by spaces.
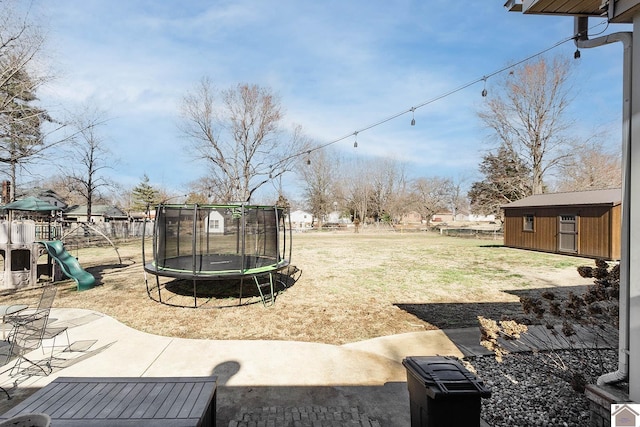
xmin=0 ymin=377 xmax=217 ymax=426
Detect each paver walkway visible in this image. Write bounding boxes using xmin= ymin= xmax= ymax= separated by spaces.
xmin=228 ymin=406 xmax=381 ymax=427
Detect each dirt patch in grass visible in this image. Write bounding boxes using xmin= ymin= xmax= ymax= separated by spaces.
xmin=0 ymin=231 xmax=596 ymax=345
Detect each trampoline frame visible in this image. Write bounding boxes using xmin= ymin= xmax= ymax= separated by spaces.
xmin=142 ymin=203 xmax=292 ymax=308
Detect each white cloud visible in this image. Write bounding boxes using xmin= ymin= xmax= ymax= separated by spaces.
xmin=23 ymin=0 xmax=628 ymax=196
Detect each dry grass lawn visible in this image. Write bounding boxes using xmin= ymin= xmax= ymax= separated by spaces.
xmin=0 ymin=230 xmax=596 ymax=345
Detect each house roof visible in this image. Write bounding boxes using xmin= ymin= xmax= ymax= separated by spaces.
xmin=18 ymin=188 xmax=68 ymax=209
xmin=502 ymin=188 xmax=621 ymax=209
xmin=65 ymin=205 xmax=128 ymax=218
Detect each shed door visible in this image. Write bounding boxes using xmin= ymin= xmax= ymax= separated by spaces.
xmin=558 ymin=215 xmax=578 ymax=253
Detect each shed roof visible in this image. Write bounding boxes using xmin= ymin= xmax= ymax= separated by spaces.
xmin=502 ymin=188 xmax=621 ymax=209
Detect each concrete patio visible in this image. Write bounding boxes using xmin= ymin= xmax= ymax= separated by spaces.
xmin=0 ymin=308 xmax=497 ymax=426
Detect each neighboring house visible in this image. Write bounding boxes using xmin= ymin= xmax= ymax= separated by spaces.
xmin=467 ymin=213 xmax=496 ymax=223
xmin=64 ymin=205 xmax=129 ymax=223
xmin=431 ymin=211 xmax=454 ymax=223
xmin=502 ymin=188 xmax=621 ymax=260
xmin=15 ymin=188 xmax=68 ymax=211
xmin=430 ymin=211 xmax=466 ymax=223
xmin=432 ymin=210 xmax=495 ymax=224
xmin=399 ymin=211 xmax=422 ymax=224
xmin=128 ymin=210 xmax=154 ymax=221
xmin=206 ymin=210 xmax=225 ymax=233
xmin=326 ymin=211 xmax=351 ymax=224
xmin=288 ymin=210 xmax=314 ymax=230
xmin=32 ymin=189 xmax=68 ymax=211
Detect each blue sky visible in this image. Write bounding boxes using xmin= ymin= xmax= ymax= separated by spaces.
xmin=28 ymin=1 xmax=629 ymax=202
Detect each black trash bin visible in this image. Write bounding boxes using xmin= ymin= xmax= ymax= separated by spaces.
xmin=402 ymin=356 xmax=491 ymax=427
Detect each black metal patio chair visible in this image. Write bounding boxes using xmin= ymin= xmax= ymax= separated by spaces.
xmin=7 ymin=312 xmax=52 ymax=379
xmin=6 ymin=310 xmax=69 ymax=382
xmin=6 ymin=285 xmax=70 ymax=357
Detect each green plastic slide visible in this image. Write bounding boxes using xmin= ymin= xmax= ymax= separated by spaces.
xmin=39 ymin=240 xmax=96 ymax=291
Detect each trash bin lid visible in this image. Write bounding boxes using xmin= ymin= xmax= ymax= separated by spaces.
xmin=402 ymin=356 xmax=491 ymax=399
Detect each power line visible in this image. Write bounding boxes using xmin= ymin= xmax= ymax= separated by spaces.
xmin=296 ymin=22 xmax=605 ymax=162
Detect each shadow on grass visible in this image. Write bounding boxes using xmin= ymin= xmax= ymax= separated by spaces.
xmin=84 ymin=260 xmax=136 ymax=285
xmin=395 ymin=284 xmax=591 ymax=330
xmin=395 ymin=301 xmax=525 ymax=329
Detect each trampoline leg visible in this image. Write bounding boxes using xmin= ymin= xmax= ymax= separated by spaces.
xmin=193 ymin=279 xmax=197 ymax=308
xmin=155 ymin=275 xmax=162 ymax=303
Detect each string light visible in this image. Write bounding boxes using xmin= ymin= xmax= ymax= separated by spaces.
xmin=274 ymin=20 xmax=606 ymax=167
xmin=329 ymin=34 xmax=577 ymax=151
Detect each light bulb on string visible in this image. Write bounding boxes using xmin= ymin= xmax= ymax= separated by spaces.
xmin=275 ymin=36 xmax=576 ymax=167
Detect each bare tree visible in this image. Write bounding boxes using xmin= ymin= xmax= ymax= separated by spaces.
xmin=410 ymin=176 xmax=454 ymax=222
xmin=478 ymin=56 xmax=575 ymax=194
xmin=438 ymin=175 xmax=469 ymax=220
xmin=368 ymin=157 xmax=406 ymax=223
xmin=385 ymin=168 xmax=413 ymax=225
xmin=180 ymin=79 xmax=312 ymax=203
xmin=298 ymin=147 xmax=340 ymax=226
xmin=35 ymin=174 xmax=83 ymax=205
xmin=62 ymin=107 xmax=116 ymax=221
xmin=555 ymin=138 xmax=621 ymax=192
xmin=185 ymin=179 xmax=215 ymax=204
xmin=341 ymin=158 xmax=370 ymax=225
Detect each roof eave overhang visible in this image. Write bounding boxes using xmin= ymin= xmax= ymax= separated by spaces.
xmin=522 ymin=0 xmax=605 ymax=16
xmin=502 ymin=201 xmax=621 ymax=209
xmin=507 ymin=0 xmax=640 ymax=24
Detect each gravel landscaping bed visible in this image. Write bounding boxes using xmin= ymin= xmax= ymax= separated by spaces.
xmin=467 ymin=349 xmax=621 ymax=426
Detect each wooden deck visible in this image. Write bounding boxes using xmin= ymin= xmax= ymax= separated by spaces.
xmin=0 ymin=376 xmax=217 ymax=426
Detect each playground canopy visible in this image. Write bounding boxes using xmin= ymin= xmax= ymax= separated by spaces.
xmin=1 ymin=196 xmax=62 ymax=212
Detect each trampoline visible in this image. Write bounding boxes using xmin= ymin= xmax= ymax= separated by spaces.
xmin=143 ymin=203 xmax=292 ymax=308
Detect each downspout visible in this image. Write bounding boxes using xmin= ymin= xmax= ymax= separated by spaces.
xmin=574 ymin=16 xmax=631 ymax=386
